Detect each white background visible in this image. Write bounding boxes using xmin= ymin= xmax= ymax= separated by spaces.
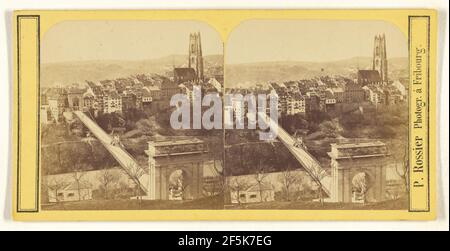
xmin=0 ymin=0 xmax=448 ymax=231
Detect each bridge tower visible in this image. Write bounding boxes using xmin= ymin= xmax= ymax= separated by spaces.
xmin=145 ymin=137 xmax=209 ymax=200
xmin=327 ymin=140 xmax=389 ymax=203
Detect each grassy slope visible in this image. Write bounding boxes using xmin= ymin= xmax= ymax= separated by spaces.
xmin=226 ymin=197 xmax=408 ymax=210
xmin=42 ymin=195 xmax=224 ymax=210
xmin=42 ymin=195 xmax=407 ymax=211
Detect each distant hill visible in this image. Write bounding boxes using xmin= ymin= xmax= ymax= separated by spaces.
xmin=41 ymin=54 xmax=223 ymax=87
xmin=42 ymin=56 xmax=407 ymax=88
xmin=225 ymin=57 xmax=408 ymax=88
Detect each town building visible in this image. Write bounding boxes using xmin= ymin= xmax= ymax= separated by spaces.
xmin=278 ymin=93 xmax=289 ymax=116
xmin=146 ymin=85 xmax=161 ymax=101
xmin=82 ymin=89 xmax=95 ymax=111
xmin=40 ymin=105 xmax=52 ymax=124
xmin=47 ymin=182 xmax=93 ymax=203
xmin=384 ymin=86 xmax=404 ymax=105
xmin=391 ymin=80 xmax=407 ymax=97
xmin=286 ymin=93 xmax=306 ymax=115
xmin=363 ymin=85 xmax=385 ymax=106
xmin=324 ymin=89 xmax=337 ymax=111
xmin=86 ymin=81 xmax=105 ymax=113
xmin=160 ymin=78 xmax=181 ymax=100
xmin=46 ymin=88 xmax=68 ymax=123
xmin=331 ymin=87 xmax=345 ymax=103
xmin=226 ymin=169 xmax=318 ymax=204
xmin=43 ymin=168 xmax=137 ymax=203
xmin=141 ymin=89 xmax=153 ymax=104
xmin=131 ymin=88 xmax=144 ymax=110
xmin=174 ymin=68 xmax=197 ymax=84
xmin=121 ymin=92 xmax=138 ymax=111
xmin=305 ymin=92 xmax=322 ymax=114
xmin=103 ymin=90 xmax=122 ymax=114
xmin=357 ymin=70 xmax=382 ymax=85
xmin=206 ymin=77 xmax=223 ymax=93
xmin=231 ymin=183 xmax=275 ymax=204
xmin=343 ymin=82 xmax=365 ymax=103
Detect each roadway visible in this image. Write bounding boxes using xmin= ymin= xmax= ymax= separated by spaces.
xmin=73 ymin=110 xmax=330 ymax=197
xmin=73 ymin=111 xmax=149 ymax=194
xmin=258 ymin=112 xmax=331 ymax=196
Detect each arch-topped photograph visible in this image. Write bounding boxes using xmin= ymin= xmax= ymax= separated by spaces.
xmin=39 ymin=20 xmax=224 ymax=210
xmin=224 ymin=19 xmax=409 ymax=209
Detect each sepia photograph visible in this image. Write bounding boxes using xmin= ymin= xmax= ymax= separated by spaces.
xmin=8 ymin=7 xmax=444 ymax=227
xmin=224 ymin=20 xmax=409 ymax=209
xmin=39 ymin=20 xmax=225 ymax=210
xmin=1 ymin=0 xmax=448 ymax=237
xmin=39 ymin=19 xmax=411 ymax=211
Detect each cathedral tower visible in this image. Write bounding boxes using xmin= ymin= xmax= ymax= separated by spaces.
xmin=188 ymin=32 xmax=204 ymax=81
xmin=372 ymin=34 xmax=388 ymax=83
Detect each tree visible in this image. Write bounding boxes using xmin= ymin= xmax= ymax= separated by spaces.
xmin=97 ymin=168 xmax=120 ymax=199
xmin=208 ymin=140 xmax=225 ymax=194
xmin=95 ymin=113 xmax=126 ymax=132
xmin=55 ymin=143 xmax=62 ymax=172
xmin=394 ymin=144 xmax=409 ymax=193
xmin=308 ymin=166 xmax=326 ymax=206
xmin=253 ymin=159 xmax=270 ymax=202
xmin=45 ymin=177 xmax=69 ymax=204
xmin=71 ymin=169 xmax=88 ymax=201
xmin=228 ymin=177 xmax=251 ymax=204
xmin=319 ymin=120 xmax=341 ymax=138
xmin=278 ymin=165 xmax=300 ymax=201
xmin=127 ymin=162 xmax=146 ymax=207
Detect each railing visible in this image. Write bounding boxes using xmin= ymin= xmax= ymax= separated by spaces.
xmin=73 ymin=111 xmax=149 ymax=194
xmin=257 ymin=112 xmax=330 ymax=196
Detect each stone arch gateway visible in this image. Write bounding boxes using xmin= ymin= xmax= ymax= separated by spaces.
xmin=328 ymin=141 xmax=389 ymax=203
xmin=145 ymin=138 xmax=210 ymax=200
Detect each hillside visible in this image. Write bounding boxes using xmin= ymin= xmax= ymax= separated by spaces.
xmin=225 ymin=57 xmax=408 ymax=87
xmin=41 ymin=54 xmax=223 ymax=87
xmin=42 ymin=56 xmax=407 ymax=88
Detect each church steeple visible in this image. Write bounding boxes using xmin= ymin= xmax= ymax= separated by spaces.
xmin=372 ymin=34 xmax=388 ymax=83
xmin=188 ymin=32 xmax=204 ymax=82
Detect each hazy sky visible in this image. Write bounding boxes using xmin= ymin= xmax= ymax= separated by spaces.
xmin=226 ymin=20 xmax=408 ymax=64
xmin=42 ymin=20 xmax=223 ymax=64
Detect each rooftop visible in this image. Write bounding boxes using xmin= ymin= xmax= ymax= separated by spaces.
xmin=331 ymin=140 xmax=386 ymax=149
xmin=174 ymin=67 xmax=196 ymax=77
xmin=63 ymin=181 xmax=93 ymax=191
xmin=358 ymin=70 xmax=381 ymax=81
xmin=150 ymin=137 xmax=204 ymax=147
xmin=328 ymin=140 xmax=389 ymax=159
xmin=246 ymin=183 xmax=274 ymax=192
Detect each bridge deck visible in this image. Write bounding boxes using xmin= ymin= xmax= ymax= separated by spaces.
xmin=72 ymin=110 xmax=330 ymax=198
xmin=73 ymin=111 xmax=149 ymax=194
xmin=258 ymin=113 xmax=331 ymax=196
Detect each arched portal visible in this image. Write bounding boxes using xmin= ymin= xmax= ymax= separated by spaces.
xmin=146 ymin=137 xmax=210 ymax=200
xmin=328 ymin=140 xmax=389 ymax=203
xmin=168 ymin=169 xmax=191 ymax=200
xmin=351 ymin=171 xmax=374 ymax=203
